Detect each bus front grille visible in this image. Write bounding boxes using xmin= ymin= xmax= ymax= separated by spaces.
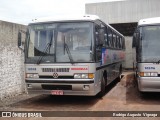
xmin=42 ymin=68 xmax=70 ymax=72
xmin=41 ymin=85 xmax=72 ymax=90
xmin=39 ymin=76 xmax=74 ymax=79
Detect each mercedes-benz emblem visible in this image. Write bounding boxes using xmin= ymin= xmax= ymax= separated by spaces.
xmin=53 ymin=73 xmax=58 ymax=78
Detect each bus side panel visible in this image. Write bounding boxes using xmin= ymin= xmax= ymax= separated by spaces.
xmin=101 ymin=48 xmax=124 ymax=85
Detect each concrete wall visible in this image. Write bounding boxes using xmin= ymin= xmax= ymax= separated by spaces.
xmin=124 ymin=36 xmax=136 ymax=69
xmin=86 ymin=0 xmax=160 ymax=24
xmin=0 ymin=21 xmax=26 ymax=101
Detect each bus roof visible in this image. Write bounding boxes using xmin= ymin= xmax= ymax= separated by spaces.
xmin=31 ymin=15 xmax=100 ymax=24
xmin=138 ymin=17 xmax=160 ymax=26
xmin=29 ymin=14 xmax=124 ymax=37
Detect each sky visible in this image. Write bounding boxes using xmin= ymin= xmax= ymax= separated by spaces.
xmin=0 ymin=0 xmax=124 ymax=25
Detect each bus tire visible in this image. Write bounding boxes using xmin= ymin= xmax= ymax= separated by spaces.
xmin=117 ymin=65 xmax=122 ymax=82
xmin=119 ymin=65 xmax=122 ymax=75
xmin=97 ymin=76 xmax=106 ymax=98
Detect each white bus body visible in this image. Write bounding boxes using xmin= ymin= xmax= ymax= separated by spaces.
xmin=133 ymin=17 xmax=160 ymax=92
xmin=20 ymin=15 xmax=125 ymax=97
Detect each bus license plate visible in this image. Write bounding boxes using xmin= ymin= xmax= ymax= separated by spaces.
xmin=51 ymin=90 xmax=63 ymax=95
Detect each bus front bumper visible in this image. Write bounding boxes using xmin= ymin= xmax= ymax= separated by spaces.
xmin=25 ymin=79 xmax=100 ymax=96
xmin=138 ymin=77 xmax=160 ymax=92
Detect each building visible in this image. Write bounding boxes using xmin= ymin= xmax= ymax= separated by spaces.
xmin=86 ymin=0 xmax=160 ymax=68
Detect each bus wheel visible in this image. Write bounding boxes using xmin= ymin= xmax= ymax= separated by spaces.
xmin=118 ymin=65 xmax=122 ymax=82
xmin=119 ymin=65 xmax=122 ymax=75
xmin=97 ymin=76 xmax=106 ymax=98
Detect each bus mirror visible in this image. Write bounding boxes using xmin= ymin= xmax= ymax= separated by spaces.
xmin=18 ymin=32 xmax=22 ymax=47
xmin=18 ymin=31 xmax=24 ymax=51
xmin=132 ymin=36 xmax=136 ymax=48
xmin=99 ymin=29 xmax=105 ymax=46
xmin=95 ymin=29 xmax=105 ymax=46
xmin=132 ymin=32 xmax=139 ymax=48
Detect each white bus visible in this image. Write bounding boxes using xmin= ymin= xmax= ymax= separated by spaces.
xmin=133 ymin=17 xmax=160 ymax=92
xmin=18 ymin=15 xmax=125 ymax=97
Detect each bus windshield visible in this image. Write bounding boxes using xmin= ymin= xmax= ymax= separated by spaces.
xmin=141 ymin=25 xmax=160 ymax=62
xmin=25 ymin=22 xmax=93 ymax=63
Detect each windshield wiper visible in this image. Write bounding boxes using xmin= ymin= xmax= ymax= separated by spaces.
xmin=64 ymin=39 xmax=74 ymax=64
xmin=37 ymin=33 xmax=54 ymax=64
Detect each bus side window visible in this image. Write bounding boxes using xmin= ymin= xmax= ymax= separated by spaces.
xmin=119 ymin=37 xmax=122 ymax=49
xmin=122 ymin=38 xmax=125 ymax=50
xmin=117 ymin=35 xmax=120 ymax=49
xmin=104 ymin=27 xmax=108 ymax=47
xmin=111 ymin=30 xmax=114 ymax=48
xmin=107 ymin=28 xmax=112 ymax=48
xmin=95 ymin=26 xmax=104 ymax=61
xmin=124 ymin=38 xmax=126 ymax=49
xmin=104 ymin=33 xmax=108 ymax=47
xmin=113 ymin=32 xmax=116 ymax=48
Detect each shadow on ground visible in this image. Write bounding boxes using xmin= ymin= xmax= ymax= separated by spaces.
xmin=123 ymin=72 xmax=160 ymax=105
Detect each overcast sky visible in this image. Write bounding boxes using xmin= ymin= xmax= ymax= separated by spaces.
xmin=0 ymin=0 xmax=124 ymax=25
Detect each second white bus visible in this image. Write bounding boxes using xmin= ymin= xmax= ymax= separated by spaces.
xmin=133 ymin=17 xmax=160 ymax=92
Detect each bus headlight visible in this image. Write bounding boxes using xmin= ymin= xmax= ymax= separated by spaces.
xmin=74 ymin=74 xmax=81 ymax=79
xmin=74 ymin=73 xmax=94 ymax=79
xmin=150 ymin=72 xmax=158 ymax=76
xmin=82 ymin=74 xmax=88 ymax=79
xmin=144 ymin=72 xmax=150 ymax=77
xmin=26 ymin=73 xmax=39 ymax=78
xmin=139 ymin=72 xmax=158 ymax=77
